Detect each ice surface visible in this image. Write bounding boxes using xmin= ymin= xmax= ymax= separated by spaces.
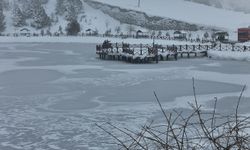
xmin=0 ymin=43 xmax=249 ymax=149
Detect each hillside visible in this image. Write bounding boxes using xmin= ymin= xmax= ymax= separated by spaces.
xmin=185 ymin=0 xmax=250 ymax=14
xmin=1 ymin=0 xmax=250 ymax=37
xmin=94 ymin=0 xmax=250 ymax=30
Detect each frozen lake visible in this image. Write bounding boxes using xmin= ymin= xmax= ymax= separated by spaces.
xmin=0 ymin=43 xmax=249 ymax=150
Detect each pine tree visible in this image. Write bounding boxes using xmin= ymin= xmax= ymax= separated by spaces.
xmin=55 ymin=0 xmax=65 ymax=15
xmin=39 ymin=0 xmax=49 ymax=4
xmin=22 ymin=0 xmax=33 ymax=19
xmin=56 ymin=0 xmax=83 ymax=21
xmin=0 ymin=0 xmax=10 ymax=11
xmin=30 ymin=0 xmax=51 ymax=29
xmin=12 ymin=3 xmax=26 ymax=27
xmin=65 ymin=3 xmax=77 ymax=21
xmin=71 ymin=0 xmax=83 ymax=14
xmin=204 ymin=32 xmax=209 ymax=39
xmin=66 ymin=19 xmax=80 ymax=35
xmin=0 ymin=1 xmax=6 ymax=32
xmin=58 ymin=25 xmax=63 ymax=35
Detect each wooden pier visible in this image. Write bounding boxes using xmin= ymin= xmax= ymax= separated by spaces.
xmin=96 ymin=41 xmax=250 ymax=63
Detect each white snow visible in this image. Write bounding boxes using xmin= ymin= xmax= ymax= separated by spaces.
xmin=208 ymin=50 xmax=250 ymax=61
xmin=94 ymin=0 xmax=250 ymax=30
xmin=2 ymin=0 xmax=149 ymax=36
xmin=0 ymin=36 xmax=203 ymax=45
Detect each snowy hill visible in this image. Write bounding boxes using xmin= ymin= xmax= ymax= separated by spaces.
xmin=94 ymin=0 xmax=250 ymax=30
xmin=185 ymin=0 xmax=250 ymax=14
xmin=1 ymin=0 xmax=250 ymax=36
xmin=1 ymin=0 xmax=131 ymax=35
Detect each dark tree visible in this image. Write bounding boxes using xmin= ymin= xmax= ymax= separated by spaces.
xmin=204 ymin=32 xmax=209 ymax=39
xmin=58 ymin=25 xmax=63 ymax=35
xmin=40 ymin=29 xmax=44 ymax=36
xmin=66 ymin=19 xmax=80 ymax=35
xmin=30 ymin=0 xmax=51 ymax=29
xmin=69 ymin=0 xmax=83 ymax=14
xmin=65 ymin=3 xmax=77 ymax=21
xmin=0 ymin=1 xmax=5 ymax=32
xmin=12 ymin=3 xmax=26 ymax=27
xmin=55 ymin=0 xmax=65 ymax=15
xmin=22 ymin=0 xmax=33 ymax=18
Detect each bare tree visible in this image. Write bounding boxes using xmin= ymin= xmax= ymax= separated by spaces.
xmin=97 ymin=79 xmax=250 ymax=149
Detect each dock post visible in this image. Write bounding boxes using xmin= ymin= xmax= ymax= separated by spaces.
xmin=174 ymin=53 xmax=177 ymax=61
xmin=155 ymin=46 xmax=158 ymax=64
xmin=116 ymin=43 xmax=119 ymax=53
xmin=140 ymin=43 xmax=143 ymax=55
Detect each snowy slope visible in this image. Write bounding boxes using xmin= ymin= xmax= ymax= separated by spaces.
xmin=2 ymin=0 xmax=149 ymax=35
xmin=2 ymin=0 xmax=250 ymax=36
xmin=186 ymin=0 xmax=250 ymax=14
xmin=93 ymin=0 xmax=250 ymax=30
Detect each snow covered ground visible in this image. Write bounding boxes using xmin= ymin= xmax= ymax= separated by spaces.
xmin=0 ymin=36 xmax=204 ymax=45
xmin=94 ymin=0 xmax=250 ymax=30
xmin=0 ymin=43 xmax=249 ymax=149
xmin=208 ymin=50 xmax=250 ymax=61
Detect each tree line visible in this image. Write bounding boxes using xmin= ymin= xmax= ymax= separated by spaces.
xmin=0 ymin=0 xmax=83 ymax=35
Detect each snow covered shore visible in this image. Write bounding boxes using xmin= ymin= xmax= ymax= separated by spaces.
xmin=1 ymin=36 xmax=250 ymax=62
xmin=208 ymin=50 xmax=250 ymax=61
xmin=0 ymin=36 xmax=203 ymax=45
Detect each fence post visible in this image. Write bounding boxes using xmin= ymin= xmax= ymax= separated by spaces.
xmin=155 ymin=45 xmax=158 ymax=64
xmin=116 ymin=43 xmax=119 ymax=53
xmin=232 ymin=44 xmax=234 ymax=51
xmin=219 ymin=44 xmax=222 ymax=51
xmin=140 ymin=44 xmax=143 ymax=55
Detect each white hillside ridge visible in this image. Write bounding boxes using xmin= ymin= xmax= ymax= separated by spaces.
xmin=2 ymin=0 xmax=250 ymax=35
xmin=94 ymin=0 xmax=250 ymax=30
xmin=186 ymin=0 xmax=250 ymax=14
xmin=2 ymin=0 xmax=149 ymax=35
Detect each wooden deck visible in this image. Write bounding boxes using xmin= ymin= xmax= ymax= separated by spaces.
xmin=96 ymin=42 xmax=250 ymax=64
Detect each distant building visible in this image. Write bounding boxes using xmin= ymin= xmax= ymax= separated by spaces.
xmin=214 ymin=31 xmax=229 ymax=42
xmin=238 ymin=28 xmax=250 ymax=42
xmin=136 ymin=30 xmax=149 ymax=38
xmin=173 ymin=31 xmax=187 ymax=40
xmin=85 ymin=28 xmax=93 ymax=35
xmin=20 ymin=28 xmax=31 ymax=37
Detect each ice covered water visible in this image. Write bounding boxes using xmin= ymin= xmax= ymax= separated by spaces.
xmin=0 ymin=43 xmax=249 ymax=149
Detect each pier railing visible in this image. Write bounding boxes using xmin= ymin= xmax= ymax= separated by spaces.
xmin=96 ymin=42 xmax=250 ymax=63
